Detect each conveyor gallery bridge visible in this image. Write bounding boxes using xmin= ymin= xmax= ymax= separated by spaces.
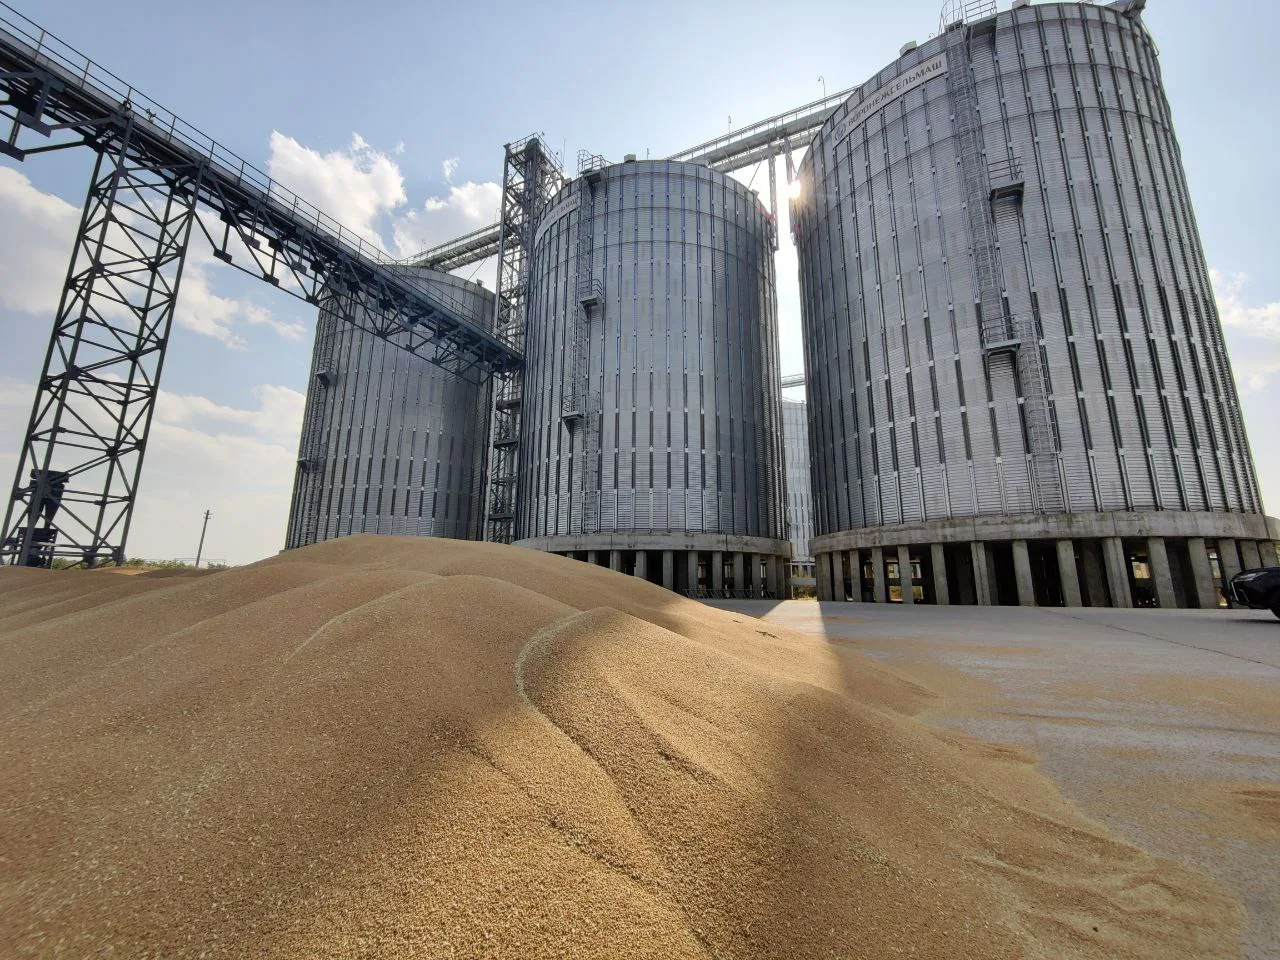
xmin=0 ymin=1 xmax=519 ymax=567
xmin=1 ymin=0 xmax=845 ymax=568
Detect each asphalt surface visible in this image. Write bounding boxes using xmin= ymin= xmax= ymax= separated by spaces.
xmin=707 ymin=600 xmax=1280 ymax=960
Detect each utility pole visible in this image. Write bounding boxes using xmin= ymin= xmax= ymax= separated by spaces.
xmin=195 ymin=510 xmax=211 ymax=569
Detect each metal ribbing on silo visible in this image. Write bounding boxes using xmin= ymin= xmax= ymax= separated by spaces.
xmin=782 ymin=398 xmax=814 ymax=561
xmin=517 ymin=160 xmax=787 ymax=543
xmin=793 ymin=1 xmax=1262 ymax=540
xmin=285 ymin=269 xmax=494 ymax=549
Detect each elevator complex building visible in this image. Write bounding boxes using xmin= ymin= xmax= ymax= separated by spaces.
xmin=793 ymin=0 xmax=1277 ymax=608
xmin=3 ymin=0 xmax=1274 ymax=606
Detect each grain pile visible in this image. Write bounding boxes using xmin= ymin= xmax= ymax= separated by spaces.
xmin=0 ymin=535 xmax=1239 ymax=958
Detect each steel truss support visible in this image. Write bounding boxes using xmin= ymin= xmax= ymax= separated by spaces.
xmin=484 ymin=136 xmax=562 ymax=544
xmin=1 ymin=4 xmax=528 ymax=566
xmin=2 ymin=127 xmax=201 ymax=566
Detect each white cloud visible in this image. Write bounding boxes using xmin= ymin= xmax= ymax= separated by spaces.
xmin=0 ymin=166 xmax=80 ymax=316
xmin=156 ymin=384 xmax=306 ymax=445
xmin=0 ymin=165 xmax=304 ymax=349
xmin=1210 ymin=268 xmax=1280 ymax=341
xmin=0 ymin=375 xmax=305 ymax=565
xmin=1243 ymin=363 xmax=1280 ymax=394
xmin=266 ymin=131 xmax=406 ymax=248
xmin=174 ymin=258 xmax=306 ymax=349
xmin=133 ymin=384 xmax=304 ymax=564
xmin=391 ymin=180 xmax=502 ymax=259
xmin=258 ymin=130 xmax=509 ymax=269
xmin=263 ymin=131 xmax=498 ymax=264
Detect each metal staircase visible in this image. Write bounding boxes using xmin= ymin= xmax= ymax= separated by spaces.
xmin=484 ymin=136 xmax=563 ymax=544
xmin=945 ymin=22 xmax=1006 ymax=347
xmin=1011 ymin=313 xmax=1064 ymax=513
xmin=563 ymin=151 xmax=605 ymax=533
xmin=945 ymin=19 xmax=1063 ymax=514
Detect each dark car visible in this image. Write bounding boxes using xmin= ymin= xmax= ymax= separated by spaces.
xmin=1228 ymin=567 xmax=1280 ymax=619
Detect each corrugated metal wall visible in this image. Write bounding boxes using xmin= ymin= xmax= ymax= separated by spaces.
xmin=518 ymin=160 xmax=787 ymax=541
xmin=285 ymin=269 xmax=494 ymax=548
xmin=793 ymin=1 xmax=1262 ymax=539
xmin=782 ymin=398 xmax=814 ymax=561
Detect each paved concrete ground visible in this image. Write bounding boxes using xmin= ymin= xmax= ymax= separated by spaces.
xmin=708 ymin=600 xmax=1280 ymax=960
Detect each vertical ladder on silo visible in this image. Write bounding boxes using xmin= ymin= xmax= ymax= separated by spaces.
xmin=566 ymin=152 xmax=606 ymax=533
xmin=945 ymin=22 xmax=1007 ymax=345
xmin=1013 ymin=313 xmax=1064 ymax=513
xmin=945 ymin=21 xmax=1063 ymax=513
xmin=563 ymin=159 xmax=602 ymax=423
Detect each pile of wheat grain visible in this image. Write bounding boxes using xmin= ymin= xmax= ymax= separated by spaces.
xmin=0 ymin=535 xmax=1239 ymax=958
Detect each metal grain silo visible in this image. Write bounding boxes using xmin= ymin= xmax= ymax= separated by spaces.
xmin=285 ymin=268 xmax=494 ymax=548
xmin=794 ymin=0 xmax=1278 ymax=609
xmin=515 ymin=158 xmax=791 ymax=597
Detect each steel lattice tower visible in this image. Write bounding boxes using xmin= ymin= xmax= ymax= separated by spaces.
xmin=5 ymin=127 xmax=203 ymax=566
xmin=484 ymin=137 xmax=562 ymax=544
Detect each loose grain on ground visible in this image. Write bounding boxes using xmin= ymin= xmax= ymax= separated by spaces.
xmin=0 ymin=535 xmax=1242 ymax=958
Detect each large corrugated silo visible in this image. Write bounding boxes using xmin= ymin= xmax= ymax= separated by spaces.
xmin=285 ymin=269 xmax=494 ymax=549
xmin=792 ymin=0 xmax=1278 ymax=608
xmin=515 ymin=158 xmax=791 ymax=597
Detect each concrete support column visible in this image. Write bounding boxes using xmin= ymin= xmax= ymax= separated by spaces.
xmin=816 ymin=553 xmax=833 ymax=601
xmin=871 ymin=547 xmax=887 ymax=603
xmin=1012 ymin=540 xmax=1036 ymax=607
xmin=609 ymin=550 xmax=623 ymax=572
xmin=846 ymin=549 xmax=862 ymax=602
xmin=1240 ymin=539 xmax=1263 ymax=571
xmin=686 ymin=552 xmax=700 ymax=595
xmin=749 ymin=554 xmax=762 ymax=597
xmin=897 ymin=545 xmax=915 ymax=605
xmin=767 ymin=556 xmax=782 ymax=599
xmin=1260 ymin=541 xmax=1279 ymax=568
xmin=587 ymin=550 xmax=600 ymax=567
xmin=1102 ymin=537 xmax=1132 ymax=609
xmin=1080 ymin=542 xmax=1107 ymax=607
xmin=662 ymin=551 xmax=675 ymax=591
xmin=1055 ymin=539 xmax=1082 ymax=608
xmin=1146 ymin=537 xmax=1177 ymax=609
xmin=711 ymin=551 xmax=724 ymax=594
xmin=732 ymin=552 xmax=745 ymax=594
xmin=634 ymin=550 xmax=648 ymax=581
xmin=1185 ymin=538 xmax=1219 ymax=610
xmin=1217 ymin=539 xmax=1242 ymax=595
xmin=929 ymin=543 xmax=950 ymax=606
xmin=970 ymin=541 xmax=993 ymax=606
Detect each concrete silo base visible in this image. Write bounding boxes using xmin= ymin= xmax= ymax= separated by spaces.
xmin=514 ymin=533 xmax=792 ymax=599
xmin=809 ymin=510 xmax=1280 ymax=610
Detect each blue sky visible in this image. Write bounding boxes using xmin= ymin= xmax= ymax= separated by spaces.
xmin=2 ymin=0 xmax=1277 ymax=564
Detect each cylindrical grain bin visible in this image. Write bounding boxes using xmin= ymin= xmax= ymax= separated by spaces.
xmin=285 ymin=268 xmax=494 ymax=549
xmin=515 ymin=158 xmax=791 ymax=597
xmin=794 ymin=0 xmax=1276 ymax=609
